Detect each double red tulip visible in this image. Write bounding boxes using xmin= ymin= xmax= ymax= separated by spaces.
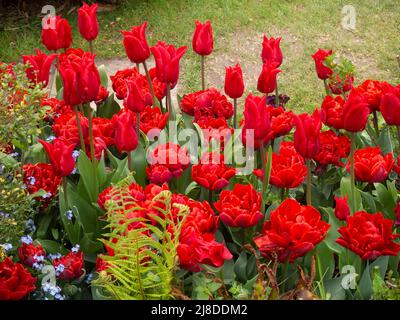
xmin=58 ymin=49 xmax=101 ymax=106
xmin=124 ymin=79 xmax=150 ymax=113
xmin=257 ymin=62 xmax=280 ymax=94
xmin=337 ymin=211 xmax=400 ymax=260
xmin=78 ymin=2 xmax=99 ymax=41
xmin=151 ymin=41 xmax=187 ymax=84
xmin=214 ymin=184 xmax=263 ymax=228
xmin=261 ymin=35 xmax=283 ymax=67
xmin=53 ymin=251 xmax=84 ymax=281
xmin=314 ymin=130 xmax=350 ymax=168
xmin=334 ymin=195 xmax=350 ymax=221
xmin=346 ymin=146 xmax=394 ymax=183
xmin=224 ymin=64 xmax=244 ymax=99
xmin=121 ymin=22 xmax=151 ymax=64
xmin=294 ymin=109 xmax=321 ymax=159
xmin=41 ymin=15 xmax=72 ymax=51
xmin=113 ymin=110 xmax=138 ymax=154
xmin=342 ymin=89 xmax=370 ymax=132
xmin=254 ymin=141 xmax=306 ymax=189
xmin=39 ymin=138 xmax=76 ymax=177
xmin=380 ymin=86 xmax=400 ymax=126
xmin=267 ymin=106 xmax=294 ymax=139
xmin=311 ymin=49 xmax=333 ymax=80
xmin=18 ymin=243 xmax=46 ymax=268
xmin=356 ymin=80 xmax=391 ymax=112
xmin=241 ymin=93 xmax=272 ymax=149
xmin=22 ymin=49 xmax=57 ymax=87
xmin=321 ymin=95 xmax=345 ymax=130
xmin=192 ymin=20 xmax=213 ymax=56
xmin=254 ymin=198 xmax=330 ymax=263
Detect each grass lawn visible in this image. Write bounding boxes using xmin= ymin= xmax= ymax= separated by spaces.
xmin=1 ymin=0 xmax=399 ymax=112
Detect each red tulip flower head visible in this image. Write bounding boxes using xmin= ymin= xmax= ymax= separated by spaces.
xmin=257 ymin=62 xmax=281 ymax=94
xmin=22 ymin=49 xmax=57 ymax=87
xmin=41 ymin=15 xmax=72 ymax=51
xmin=311 ymin=49 xmax=333 ymax=80
xmin=356 ymin=80 xmax=391 ymax=112
xmin=334 ymin=195 xmax=350 ymax=221
xmin=121 ymin=22 xmax=151 ymax=64
xmin=124 ymin=78 xmax=151 ymax=113
xmin=224 ymin=63 xmax=244 ymax=99
xmin=77 ymin=2 xmax=99 ymax=41
xmin=380 ymin=86 xmax=400 ymax=126
xmin=337 ymin=211 xmax=400 ymax=260
xmin=214 ymin=184 xmax=263 ymax=228
xmin=39 ymin=138 xmax=76 ymax=177
xmin=53 ymin=251 xmax=84 ymax=281
xmin=192 ymin=20 xmax=214 ymax=56
xmin=342 ymin=88 xmax=370 ymax=132
xmin=151 ymin=41 xmax=187 ymax=84
xmin=261 ymin=35 xmax=283 ymax=67
xmin=113 ymin=110 xmax=138 ymax=154
xmin=321 ymin=95 xmax=345 ymax=130
xmin=254 ymin=198 xmax=330 ymax=263
xmin=294 ymin=109 xmax=321 ymax=159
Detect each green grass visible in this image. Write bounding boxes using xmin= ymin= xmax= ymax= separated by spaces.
xmin=1 ymin=0 xmax=399 ymax=112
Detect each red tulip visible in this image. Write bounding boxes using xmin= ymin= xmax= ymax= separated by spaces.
xmin=342 ymin=89 xmax=370 ymax=132
xmin=314 ymin=130 xmax=350 ymax=168
xmin=192 ymin=20 xmax=213 ymax=56
xmin=53 ymin=251 xmax=84 ymax=281
xmin=328 ymin=74 xmax=354 ymax=95
xmin=224 ymin=63 xmax=244 ymax=99
xmin=311 ymin=49 xmax=333 ymax=80
xmin=39 ymin=138 xmax=76 ymax=177
xmin=137 ymin=106 xmax=168 ymax=134
xmin=241 ymin=93 xmax=272 ymax=149
xmin=380 ymin=86 xmax=400 ymax=126
xmin=321 ymin=95 xmax=345 ymax=130
xmin=41 ymin=15 xmax=72 ymax=51
xmin=294 ymin=109 xmax=321 ymax=159
xmin=151 ymin=41 xmax=187 ymax=84
xmin=214 ymin=184 xmax=263 ymax=228
xmin=18 ymin=243 xmax=46 ymax=267
xmin=356 ymin=80 xmax=391 ymax=112
xmin=254 ymin=141 xmax=306 ymax=189
xmin=191 ymin=152 xmax=236 ymax=191
xmin=113 ymin=110 xmax=138 ymax=153
xmin=261 ymin=35 xmax=283 ymax=67
xmin=334 ymin=195 xmax=350 ymax=221
xmin=78 ymin=2 xmax=99 ymax=41
xmin=121 ymin=22 xmax=150 ymax=64
xmin=337 ymin=211 xmax=400 ymax=260
xmin=254 ymin=198 xmax=330 ymax=263
xmin=22 ymin=49 xmax=57 ymax=87
xmin=124 ymin=79 xmax=150 ymax=113
xmin=346 ymin=146 xmax=394 ymax=183
xmin=267 ymin=106 xmax=294 ymax=139
xmin=257 ymin=62 xmax=280 ymax=94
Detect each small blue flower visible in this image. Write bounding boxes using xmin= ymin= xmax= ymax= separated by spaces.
xmin=65 ymin=210 xmax=73 ymax=221
xmin=34 ymin=254 xmax=45 ymax=262
xmin=25 ymin=219 xmax=36 ymax=233
xmin=48 ymin=253 xmax=62 ymax=260
xmin=46 ymin=135 xmax=56 ymax=142
xmin=42 ymin=192 xmax=52 ymax=199
xmin=0 ymin=243 xmax=12 ymax=252
xmin=72 ymin=150 xmax=80 ymax=161
xmin=27 ymin=176 xmax=36 ymax=185
xmin=32 ymin=262 xmax=44 ymax=271
xmin=55 ymin=264 xmax=65 ymax=276
xmin=21 ymin=235 xmax=33 ymax=245
xmin=85 ymin=272 xmax=94 ymax=284
xmin=71 ymin=244 xmax=80 ymax=253
xmin=71 ymin=167 xmax=78 ymax=174
xmin=0 ymin=165 xmax=4 ymax=175
xmin=10 ymin=152 xmax=19 ymax=158
xmin=0 ymin=212 xmax=10 ymax=219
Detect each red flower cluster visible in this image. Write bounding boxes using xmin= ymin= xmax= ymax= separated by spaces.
xmin=146 ymin=143 xmax=191 ymax=184
xmin=41 ymin=97 xmax=72 ymax=120
xmin=254 ymin=199 xmax=330 ymax=263
xmin=23 ymin=163 xmax=62 ymax=205
xmin=41 ymin=15 xmax=72 ymax=51
xmin=214 ymin=184 xmax=263 ymax=228
xmin=347 ymin=146 xmax=394 ymax=183
xmin=180 ymin=88 xmax=233 ymax=122
xmin=0 ymin=258 xmax=36 ymax=300
xmin=192 ymin=152 xmax=236 ymax=191
xmin=314 ymin=130 xmax=350 ymax=168
xmin=356 ymin=80 xmax=391 ymax=112
xmin=337 ymin=211 xmax=400 ymax=260
xmin=53 ymin=251 xmax=85 ymax=281
xmin=328 ymin=74 xmax=354 ymax=95
xmin=254 ymin=141 xmax=306 ymax=189
xmin=18 ymin=243 xmax=46 ymax=267
xmin=22 ymin=49 xmax=57 ymax=87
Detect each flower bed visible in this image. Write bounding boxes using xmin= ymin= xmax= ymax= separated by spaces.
xmin=0 ymin=3 xmax=399 ymax=301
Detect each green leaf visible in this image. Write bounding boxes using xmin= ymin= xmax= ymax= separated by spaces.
xmin=357 ymin=256 xmax=389 ymax=300
xmin=377 ymin=126 xmax=393 ymax=155
xmin=96 ymin=93 xmax=120 ymax=119
xmin=234 ymin=251 xmax=248 ymax=283
xmin=37 ymin=239 xmax=68 ymax=255
xmin=320 ymin=207 xmax=344 ymax=254
xmin=77 ymin=152 xmax=99 ymax=203
xmin=324 ymin=276 xmax=347 ymax=300
xmin=98 ymin=65 xmax=109 ymax=88
xmin=340 ymin=176 xmax=362 ymax=212
xmin=130 ymin=143 xmax=147 ymax=186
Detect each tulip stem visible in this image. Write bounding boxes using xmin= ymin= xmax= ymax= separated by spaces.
xmin=260 ymin=142 xmax=272 ymax=212
xmin=396 ymin=126 xmax=400 ymax=153
xmin=136 ymin=63 xmax=140 ymax=72
xmin=306 ymin=158 xmax=312 ymax=205
xmin=323 ymin=79 xmax=330 ymax=96
xmin=74 ymin=106 xmax=86 ymax=151
xmin=209 ymin=188 xmax=213 ymax=204
xmin=201 ymin=56 xmax=205 ymax=90
xmin=136 ymin=112 xmax=141 ymax=141
xmin=142 ymin=61 xmax=156 ymax=106
xmin=233 ymin=98 xmax=237 ymax=128
xmin=372 ymin=111 xmax=379 ymax=135
xmin=47 ymin=57 xmax=56 ymax=96
xmin=166 ymin=83 xmax=174 ymax=122
xmin=275 ymin=84 xmax=279 ymax=107
xmin=89 ymin=41 xmax=94 ymax=54
xmin=350 ymin=132 xmax=356 ymax=214
xmin=88 ymin=108 xmax=96 ymax=163
xmin=127 ymin=151 xmax=133 ymax=172
xmin=62 ymin=177 xmax=68 ymax=208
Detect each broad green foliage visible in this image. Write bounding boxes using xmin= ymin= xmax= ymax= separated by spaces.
xmin=93 ymin=177 xmax=189 ymax=300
